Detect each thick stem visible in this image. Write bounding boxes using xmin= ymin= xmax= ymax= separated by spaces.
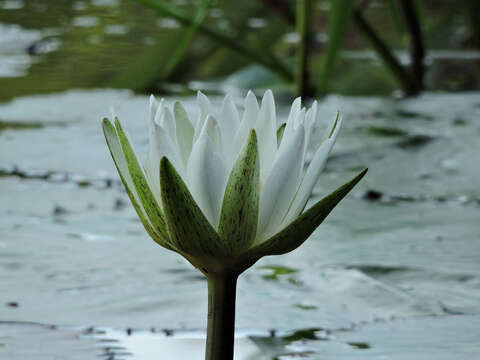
xmin=205 ymin=272 xmax=238 ymax=360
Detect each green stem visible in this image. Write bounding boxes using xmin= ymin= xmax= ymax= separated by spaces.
xmin=135 ymin=0 xmax=293 ymax=81
xmin=296 ymin=0 xmax=314 ymax=97
xmin=205 ymin=271 xmax=238 ymax=360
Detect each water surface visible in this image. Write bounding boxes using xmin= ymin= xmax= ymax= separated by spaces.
xmin=1 ymin=90 xmax=479 ymax=358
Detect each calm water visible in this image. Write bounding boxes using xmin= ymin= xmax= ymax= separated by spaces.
xmin=1 ymin=90 xmax=480 ymax=358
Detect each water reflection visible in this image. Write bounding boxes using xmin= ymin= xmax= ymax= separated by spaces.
xmin=90 ymin=328 xmax=270 ymax=360
xmin=0 ymin=0 xmax=479 ymax=101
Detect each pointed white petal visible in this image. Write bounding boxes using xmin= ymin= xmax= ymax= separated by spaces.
xmin=294 ymin=107 xmax=306 ymax=128
xmin=279 ymin=107 xmax=305 ymax=155
xmin=149 ymin=96 xmax=164 ymax=134
xmin=174 ymin=101 xmax=194 ymax=167
xmin=156 ymin=106 xmax=176 ymax=142
xmin=281 ymin=138 xmax=335 ymax=228
xmin=282 ymin=116 xmax=343 ymax=227
xmin=304 ymin=101 xmax=317 ymax=153
xmin=257 ymin=125 xmax=305 ymax=240
xmin=219 ymin=94 xmax=240 ymax=166
xmin=286 ymin=97 xmax=301 ymax=129
xmin=187 ymin=133 xmax=228 ymax=228
xmin=199 ymin=115 xmax=223 ymax=157
xmin=194 ymin=91 xmax=212 ymax=142
xmin=233 ymin=91 xmax=259 ymax=158
xmin=279 ymin=97 xmax=302 ymax=153
xmin=146 ymin=121 xmax=184 ymax=202
xmin=255 ymin=90 xmax=277 ymax=181
xmin=149 ymin=95 xmax=159 ymax=124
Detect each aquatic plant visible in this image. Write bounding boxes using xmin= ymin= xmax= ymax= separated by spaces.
xmin=102 ymin=90 xmax=366 ymax=359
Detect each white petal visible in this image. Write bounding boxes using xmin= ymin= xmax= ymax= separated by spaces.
xmin=174 ymin=102 xmax=194 ymax=167
xmin=281 ymin=137 xmax=336 ymax=228
xmin=286 ymin=97 xmax=301 ymax=129
xmin=255 ymin=90 xmax=277 ymax=181
xmin=149 ymin=95 xmax=159 ymax=124
xmin=294 ymin=107 xmax=306 ymax=128
xmin=283 ymin=116 xmax=342 ymax=226
xmin=233 ymin=90 xmax=259 ymax=159
xmin=156 ymin=106 xmax=176 ymax=141
xmin=149 ymin=96 xmax=164 ymax=132
xmin=279 ymin=107 xmax=305 ymax=155
xmin=257 ymin=125 xmax=305 ymax=240
xmin=219 ymin=94 xmax=240 ymax=166
xmin=146 ymin=122 xmax=184 ymax=203
xmin=304 ymin=101 xmax=317 ymax=155
xmin=187 ymin=133 xmax=228 ymax=228
xmin=279 ymin=97 xmax=301 ymax=152
xmin=194 ymin=91 xmax=212 ymax=142
xmin=200 ymin=115 xmax=223 ymax=156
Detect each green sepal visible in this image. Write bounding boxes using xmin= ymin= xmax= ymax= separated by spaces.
xmin=102 ymin=119 xmax=175 ymax=251
xmin=243 ymin=168 xmax=367 ymax=259
xmin=277 ymin=123 xmax=286 ymax=147
xmin=218 ymin=130 xmax=259 ymax=255
xmin=159 ymin=156 xmax=228 ymax=257
xmin=113 ymin=118 xmax=171 ymax=242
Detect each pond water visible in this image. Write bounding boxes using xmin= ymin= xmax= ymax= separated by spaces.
xmin=1 ymin=89 xmax=479 ymax=358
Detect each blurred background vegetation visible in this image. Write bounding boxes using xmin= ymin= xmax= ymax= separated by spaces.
xmin=0 ymin=0 xmax=479 ymax=102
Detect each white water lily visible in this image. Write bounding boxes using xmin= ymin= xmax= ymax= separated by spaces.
xmin=102 ymin=90 xmax=366 ymax=273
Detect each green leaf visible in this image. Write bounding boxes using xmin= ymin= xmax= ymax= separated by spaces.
xmin=244 ymin=168 xmax=367 ymax=258
xmin=102 ymin=119 xmax=174 ymax=251
xmin=277 ymin=123 xmax=286 ymax=147
xmin=159 ymin=157 xmax=227 ymax=257
xmin=218 ymin=130 xmax=259 ymax=255
xmin=114 ymin=118 xmax=170 ymax=242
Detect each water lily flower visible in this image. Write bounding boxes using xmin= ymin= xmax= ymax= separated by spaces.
xmin=102 ymin=90 xmax=366 ymax=360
